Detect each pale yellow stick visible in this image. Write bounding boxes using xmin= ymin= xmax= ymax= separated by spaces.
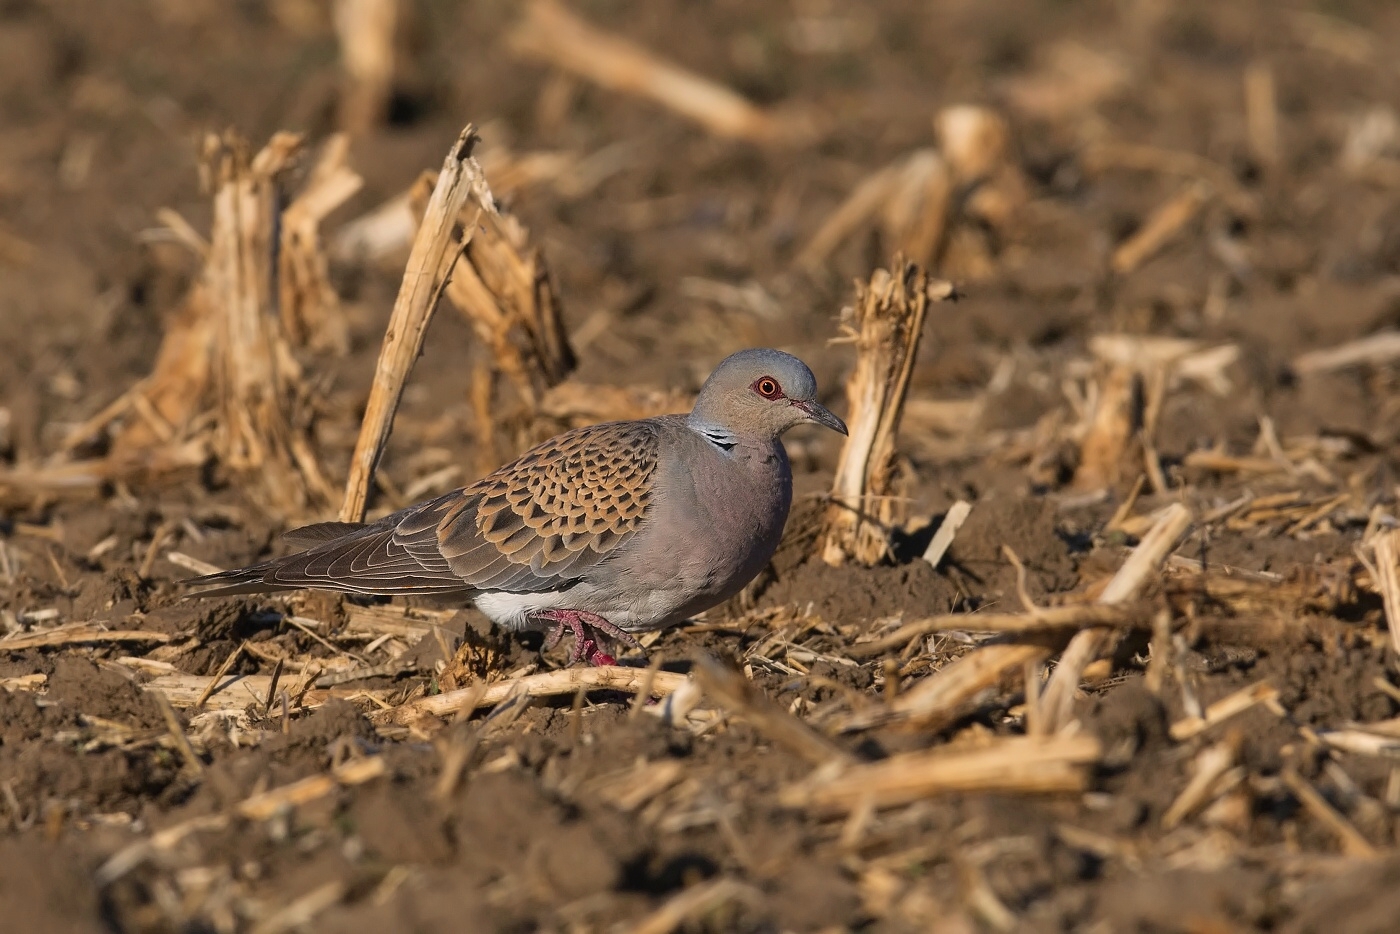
xmin=384 ymin=667 xmax=689 ymax=724
xmin=1039 ymin=503 xmax=1193 ymax=732
xmin=339 ymin=126 xmax=490 ymax=523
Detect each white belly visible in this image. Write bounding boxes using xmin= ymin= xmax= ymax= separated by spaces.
xmin=472 ymin=579 xmax=696 ymax=633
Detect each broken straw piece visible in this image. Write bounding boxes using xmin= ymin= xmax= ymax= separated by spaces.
xmin=921 ymin=500 xmax=972 ymax=569
xmin=1039 ymin=503 xmax=1194 ymax=733
xmin=780 ymin=735 xmax=1101 ymax=812
xmin=508 ymin=0 xmax=811 ymax=145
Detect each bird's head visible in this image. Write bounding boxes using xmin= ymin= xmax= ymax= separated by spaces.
xmin=688 ymin=348 xmax=847 ymax=441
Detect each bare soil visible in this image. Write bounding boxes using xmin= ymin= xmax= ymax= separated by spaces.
xmin=4 ymin=0 xmax=1400 ymax=931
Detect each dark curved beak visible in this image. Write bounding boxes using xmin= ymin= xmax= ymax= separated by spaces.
xmin=793 ymin=400 xmax=848 ymax=435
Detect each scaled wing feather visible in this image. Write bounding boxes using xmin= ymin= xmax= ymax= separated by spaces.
xmin=184 ymin=418 xmax=667 ymax=598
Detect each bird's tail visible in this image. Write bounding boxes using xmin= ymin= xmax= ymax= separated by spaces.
xmin=182 ymin=521 xmax=371 ymax=597
xmin=182 ymin=563 xmax=289 ymax=598
xmin=182 ymin=518 xmax=472 ymax=599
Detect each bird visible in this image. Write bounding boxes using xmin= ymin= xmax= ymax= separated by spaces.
xmin=185 ymin=348 xmax=847 ymax=666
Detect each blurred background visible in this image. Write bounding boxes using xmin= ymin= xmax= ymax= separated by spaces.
xmin=4 ymin=4 xmax=1400 ymax=930
xmin=2 ymin=0 xmax=1397 ymax=510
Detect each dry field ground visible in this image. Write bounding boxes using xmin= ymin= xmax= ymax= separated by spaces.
xmin=3 ymin=1 xmax=1400 ymax=931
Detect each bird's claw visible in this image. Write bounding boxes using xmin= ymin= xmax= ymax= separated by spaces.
xmin=532 ymin=609 xmax=640 ymax=667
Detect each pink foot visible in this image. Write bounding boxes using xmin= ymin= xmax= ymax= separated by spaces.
xmin=579 ymin=640 xmax=617 ymax=667
xmin=533 ymin=609 xmax=640 ymax=666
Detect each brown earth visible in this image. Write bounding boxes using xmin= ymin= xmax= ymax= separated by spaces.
xmin=4 ymin=0 xmax=1400 ymax=931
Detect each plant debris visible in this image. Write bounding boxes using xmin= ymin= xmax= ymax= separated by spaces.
xmin=4 ymin=2 xmax=1400 ymax=931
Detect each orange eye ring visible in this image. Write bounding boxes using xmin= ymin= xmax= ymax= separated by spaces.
xmin=753 ymin=376 xmax=783 ymax=399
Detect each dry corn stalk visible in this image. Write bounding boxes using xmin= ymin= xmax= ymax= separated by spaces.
xmin=1071 ymin=363 xmax=1142 ymax=493
xmin=823 ymin=260 xmax=953 ymax=565
xmin=1090 ymin=335 xmax=1239 ymax=396
xmin=1110 ymin=181 xmax=1210 ymax=274
xmin=1073 ymin=334 xmax=1237 ymax=494
xmin=335 ymin=0 xmax=398 ymax=134
xmin=111 ymin=289 xmax=217 ymax=453
xmin=508 ymin=0 xmax=811 ymax=145
xmin=1039 ymin=503 xmax=1193 ymax=733
xmin=1244 ymin=62 xmax=1280 ymax=171
xmin=937 ymin=105 xmax=1025 ymax=220
xmin=779 ymin=735 xmax=1101 ymax=812
xmin=798 ymin=105 xmax=1023 ymax=276
xmin=104 ymin=132 xmax=347 ymax=515
xmin=200 ymin=132 xmax=336 ymax=515
xmin=936 ymin=106 xmax=1027 ymax=280
xmin=795 ymin=158 xmax=909 ymax=270
xmin=1373 ymin=529 xmax=1400 ymax=655
xmin=407 ymin=169 xmax=576 ymax=460
xmin=798 ymin=150 xmax=951 ymax=272
xmin=1293 ymin=330 xmax=1400 ymax=375
xmin=879 ymin=151 xmax=953 ymax=269
xmin=43 ymin=132 xmax=360 ymax=513
xmin=836 ymin=643 xmax=1051 ymax=734
xmin=339 ymin=126 xmax=493 ymax=523
xmin=444 ymin=207 xmax=576 ymax=402
xmin=280 ymin=134 xmax=362 ymax=352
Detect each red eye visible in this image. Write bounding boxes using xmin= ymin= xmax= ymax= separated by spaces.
xmin=753 ymin=376 xmax=783 ymax=399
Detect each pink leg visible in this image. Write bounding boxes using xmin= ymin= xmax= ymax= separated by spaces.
xmin=532 ymin=609 xmax=643 ymax=666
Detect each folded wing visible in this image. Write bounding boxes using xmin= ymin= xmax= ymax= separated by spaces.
xmin=184 ymin=419 xmax=664 ymax=599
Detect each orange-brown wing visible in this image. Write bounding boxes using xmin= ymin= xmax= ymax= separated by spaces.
xmin=396 ymin=418 xmax=661 ymax=592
